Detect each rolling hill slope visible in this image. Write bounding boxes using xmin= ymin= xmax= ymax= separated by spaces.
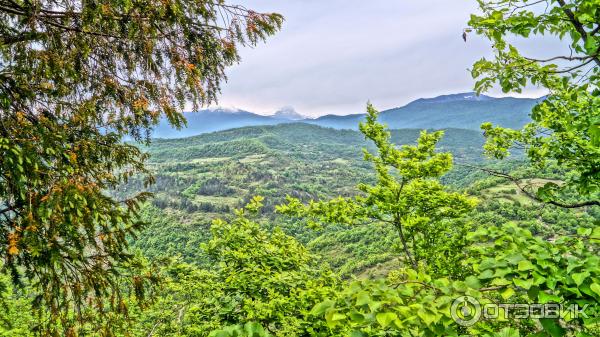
xmin=126 ymin=122 xmax=596 ymax=278
xmin=128 ymin=123 xmax=487 ymax=271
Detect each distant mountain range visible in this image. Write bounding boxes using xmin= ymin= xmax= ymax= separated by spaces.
xmin=152 ymin=92 xmax=542 ymax=138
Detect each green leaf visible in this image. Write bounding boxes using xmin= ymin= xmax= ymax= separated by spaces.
xmin=479 ymin=269 xmax=495 ymax=280
xmin=501 ymin=287 xmax=515 ymax=300
xmin=589 ymin=124 xmax=600 ymax=146
xmin=506 ymin=253 xmax=525 ymax=265
xmin=513 ymin=278 xmax=533 ymax=290
xmin=209 ymin=330 xmax=232 ymax=337
xmin=368 ymin=301 xmax=382 ymax=312
xmin=584 ymin=37 xmax=598 ymax=54
xmin=590 ymin=283 xmax=600 ymax=297
xmin=591 ymin=227 xmax=600 ymax=240
xmin=376 ymin=312 xmax=398 ymax=328
xmin=465 ymin=276 xmax=481 ymax=289
xmin=572 ymin=271 xmax=590 ymax=287
xmin=417 ymin=308 xmax=438 ymax=326
xmin=348 ymin=311 xmax=365 ymax=323
xmin=479 ymin=257 xmax=500 ymax=270
xmin=538 ymin=291 xmax=561 ymax=304
xmin=540 ymin=318 xmax=566 ymax=337
xmin=310 ymin=299 xmax=335 ymax=316
xmin=244 ymin=322 xmax=266 ymax=337
xmin=355 ymin=291 xmax=371 ymax=306
xmin=517 ymin=260 xmax=534 ymax=271
xmin=350 ymin=331 xmax=367 ymax=337
xmin=532 ymin=272 xmax=546 ymax=285
xmin=324 ymin=310 xmax=346 ymax=327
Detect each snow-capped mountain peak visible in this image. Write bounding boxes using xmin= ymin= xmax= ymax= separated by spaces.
xmin=272 ymin=106 xmax=306 ymax=120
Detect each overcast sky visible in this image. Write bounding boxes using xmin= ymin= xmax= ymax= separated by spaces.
xmin=211 ymin=1 xmax=550 ymax=117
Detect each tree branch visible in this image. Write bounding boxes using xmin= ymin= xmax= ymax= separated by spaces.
xmin=457 ymin=163 xmax=600 ymax=209
xmin=556 ymin=0 xmax=600 ymax=67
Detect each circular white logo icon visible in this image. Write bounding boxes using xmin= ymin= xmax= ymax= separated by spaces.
xmin=451 ymin=296 xmax=481 ymax=326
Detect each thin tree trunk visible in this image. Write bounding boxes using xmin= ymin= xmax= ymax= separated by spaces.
xmin=396 ymin=220 xmax=417 ymax=269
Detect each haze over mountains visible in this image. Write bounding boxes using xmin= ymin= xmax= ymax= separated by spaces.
xmin=152 ymin=92 xmax=541 ymax=139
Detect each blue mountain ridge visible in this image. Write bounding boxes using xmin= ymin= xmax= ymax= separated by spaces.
xmin=151 ymin=92 xmax=542 ymax=139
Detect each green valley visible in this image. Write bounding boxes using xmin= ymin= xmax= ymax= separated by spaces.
xmin=127 ymin=123 xmax=597 ymax=278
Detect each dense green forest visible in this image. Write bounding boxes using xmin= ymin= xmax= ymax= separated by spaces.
xmin=120 ymin=123 xmax=595 ymax=278
xmin=1 ymin=0 xmax=600 ymax=337
xmin=5 ymin=118 xmax=598 ymax=336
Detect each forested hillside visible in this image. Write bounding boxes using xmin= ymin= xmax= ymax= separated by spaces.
xmin=128 ymin=124 xmax=486 ymax=271
xmin=125 ymin=123 xmax=597 ymax=278
xmin=116 ymin=108 xmax=596 ymax=337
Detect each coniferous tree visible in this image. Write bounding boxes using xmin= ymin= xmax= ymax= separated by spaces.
xmin=0 ymin=1 xmax=282 ymax=333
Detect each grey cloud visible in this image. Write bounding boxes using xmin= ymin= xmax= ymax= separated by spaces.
xmin=212 ymin=1 xmax=551 ymax=117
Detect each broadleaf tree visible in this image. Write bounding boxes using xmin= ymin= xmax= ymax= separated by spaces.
xmin=277 ymin=104 xmax=477 ymax=277
xmin=467 ymin=0 xmax=600 ymax=207
xmin=124 ymin=197 xmax=340 ymax=337
xmin=0 ymin=0 xmax=282 ymax=334
xmin=308 ymin=222 xmax=600 ymax=336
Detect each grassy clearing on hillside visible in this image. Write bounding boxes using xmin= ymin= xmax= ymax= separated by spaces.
xmin=481 ymin=178 xmax=563 ymax=206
